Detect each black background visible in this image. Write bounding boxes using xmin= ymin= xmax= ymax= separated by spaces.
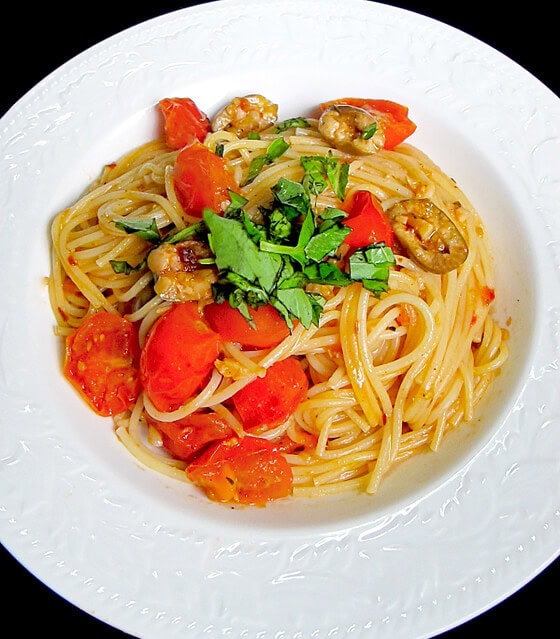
xmin=1 ymin=1 xmax=558 ymax=637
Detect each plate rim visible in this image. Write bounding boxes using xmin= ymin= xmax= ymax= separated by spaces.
xmin=1 ymin=1 xmax=559 ymax=637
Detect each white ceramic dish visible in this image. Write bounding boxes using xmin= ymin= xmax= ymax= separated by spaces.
xmin=1 ymin=1 xmax=559 ymax=637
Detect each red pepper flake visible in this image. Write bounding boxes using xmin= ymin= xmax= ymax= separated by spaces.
xmin=481 ymin=286 xmax=495 ymax=305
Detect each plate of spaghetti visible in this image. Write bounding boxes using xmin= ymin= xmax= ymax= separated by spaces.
xmin=1 ymin=1 xmax=558 ymax=638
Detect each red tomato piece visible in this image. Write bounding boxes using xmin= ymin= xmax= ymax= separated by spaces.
xmin=147 ymin=411 xmax=234 ymax=461
xmin=173 ymin=142 xmax=237 ymax=217
xmin=64 ymin=311 xmax=141 ymax=416
xmin=320 ymin=98 xmax=416 ymax=150
xmin=232 ymin=357 xmax=308 ymax=431
xmin=159 ymin=97 xmax=211 ymax=150
xmin=203 ymin=302 xmax=291 ymax=349
xmin=186 ymin=435 xmax=293 ymax=505
xmin=140 ymin=302 xmax=222 ymax=412
xmin=343 ymin=189 xmax=395 ymax=249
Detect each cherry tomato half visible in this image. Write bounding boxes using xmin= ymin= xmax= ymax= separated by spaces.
xmin=173 ymin=142 xmax=237 ymax=217
xmin=140 ymin=302 xmax=222 ymax=412
xmin=64 ymin=311 xmax=141 ymax=416
xmin=159 ymin=97 xmax=211 ymax=149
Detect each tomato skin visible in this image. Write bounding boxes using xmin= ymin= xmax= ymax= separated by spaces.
xmin=140 ymin=302 xmax=222 ymax=413
xmin=186 ymin=435 xmax=293 ymax=505
xmin=173 ymin=142 xmax=237 ymax=217
xmin=203 ymin=302 xmax=291 ymax=349
xmin=232 ymin=357 xmax=308 ymax=431
xmin=147 ymin=412 xmax=234 ymax=461
xmin=320 ymin=98 xmax=416 ymax=150
xmin=64 ymin=312 xmax=141 ymax=416
xmin=159 ymin=97 xmax=211 ymax=150
xmin=342 ymin=190 xmax=395 ymax=249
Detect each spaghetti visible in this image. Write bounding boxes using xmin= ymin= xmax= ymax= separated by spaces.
xmin=48 ymin=95 xmax=508 ymax=504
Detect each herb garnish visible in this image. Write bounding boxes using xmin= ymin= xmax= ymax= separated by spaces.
xmin=300 ymin=154 xmax=349 ymax=200
xmin=109 ymin=259 xmax=144 ymax=275
xmin=110 ymin=148 xmax=396 ymax=330
xmin=362 ymin=122 xmax=378 ymax=140
xmin=114 ymin=218 xmax=161 ymax=243
xmin=205 ymin=154 xmax=394 ymax=329
xmin=244 ymin=137 xmax=290 ymax=185
xmin=274 ymin=117 xmax=310 ymax=133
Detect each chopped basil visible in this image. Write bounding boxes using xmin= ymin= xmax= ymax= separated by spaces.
xmin=274 ymin=117 xmax=310 ymax=133
xmin=114 ymin=218 xmax=160 ymax=243
xmin=225 ymin=191 xmax=249 ymax=216
xmin=244 ymin=137 xmax=290 ymax=185
xmin=325 ymin=158 xmax=349 ymax=200
xmin=204 ymin=209 xmax=283 ymax=294
xmin=348 ymin=244 xmax=396 ymax=295
xmin=110 ymin=260 xmax=138 ymax=275
xmin=202 ymin=144 xmax=395 ymax=329
xmin=300 ymin=154 xmax=349 ymax=200
xmin=362 ymin=123 xmax=378 ymax=140
xmin=115 ymin=136 xmax=396 ymax=330
xmin=304 ymin=224 xmax=351 ymax=262
xmin=162 ymin=222 xmax=204 ymax=245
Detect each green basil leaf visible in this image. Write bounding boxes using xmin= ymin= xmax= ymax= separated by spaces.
xmin=114 ymin=218 xmax=160 ymax=243
xmin=301 ymin=156 xmax=329 ymax=196
xmin=110 ymin=260 xmax=136 ymax=275
xmin=203 ymin=209 xmax=282 ymax=293
xmin=325 ymin=156 xmax=349 ymax=200
xmin=244 ymin=137 xmax=290 ymax=185
xmin=319 ymin=206 xmax=348 ymax=221
xmin=362 ymin=123 xmax=378 ymax=140
xmin=348 ymin=243 xmax=396 ymax=297
xmin=275 ymin=117 xmax=310 ymax=133
xmin=245 ymin=155 xmax=269 ymax=184
xmin=305 ymin=225 xmax=350 ymax=262
xmin=271 ymin=178 xmax=309 ymax=215
xmin=225 ymin=190 xmax=249 ymax=214
xmin=162 ymin=222 xmax=202 ymax=244
xmin=267 ymin=137 xmax=290 ymax=160
xmin=303 ymin=262 xmax=351 ymax=286
xmin=274 ymin=287 xmax=315 ymax=329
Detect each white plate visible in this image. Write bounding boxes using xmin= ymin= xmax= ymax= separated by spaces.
xmin=1 ymin=1 xmax=559 ymax=637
